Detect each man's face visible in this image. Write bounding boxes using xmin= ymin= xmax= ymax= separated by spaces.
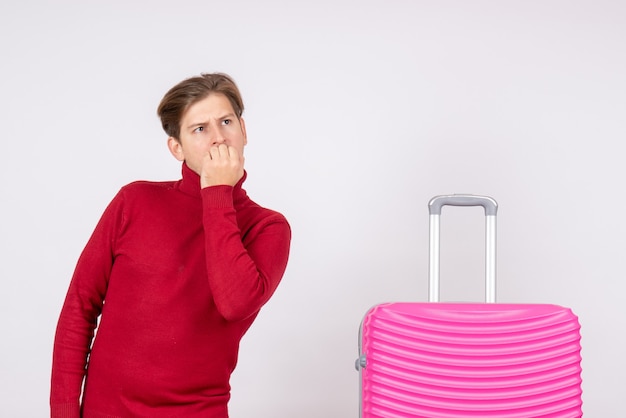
xmin=169 ymin=93 xmax=247 ymax=175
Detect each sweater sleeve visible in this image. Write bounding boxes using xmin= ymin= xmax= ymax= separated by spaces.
xmin=50 ymin=191 xmax=125 ymax=417
xmin=201 ymin=186 xmax=291 ymax=322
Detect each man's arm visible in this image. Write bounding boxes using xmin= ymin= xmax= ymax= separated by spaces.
xmin=199 ymin=143 xmax=291 ymax=321
xmin=50 ymin=192 xmax=123 ymax=417
xmin=201 ymin=186 xmax=290 ymax=322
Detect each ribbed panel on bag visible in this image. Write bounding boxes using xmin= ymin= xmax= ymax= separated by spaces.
xmin=360 ymin=303 xmax=582 ymax=418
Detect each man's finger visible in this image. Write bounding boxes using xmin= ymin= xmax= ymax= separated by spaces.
xmin=209 ymin=144 xmax=225 ymax=159
xmin=228 ymin=145 xmax=238 ymax=160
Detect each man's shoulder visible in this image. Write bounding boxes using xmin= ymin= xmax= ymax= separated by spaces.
xmin=117 ymin=179 xmax=179 ymax=201
xmin=121 ymin=179 xmax=177 ymax=192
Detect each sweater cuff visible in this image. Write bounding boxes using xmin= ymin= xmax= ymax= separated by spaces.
xmin=50 ymin=402 xmax=80 ymax=418
xmin=200 ymin=185 xmax=235 ymax=208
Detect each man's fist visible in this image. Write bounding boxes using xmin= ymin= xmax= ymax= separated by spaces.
xmin=200 ymin=144 xmax=245 ymax=188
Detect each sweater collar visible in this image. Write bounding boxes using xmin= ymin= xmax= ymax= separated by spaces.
xmin=178 ymin=162 xmax=248 ymax=202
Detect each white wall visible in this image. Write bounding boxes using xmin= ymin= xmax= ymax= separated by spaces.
xmin=1 ymin=0 xmax=624 ymax=416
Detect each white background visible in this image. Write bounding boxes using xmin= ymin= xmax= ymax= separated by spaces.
xmin=1 ymin=0 xmax=625 ymax=416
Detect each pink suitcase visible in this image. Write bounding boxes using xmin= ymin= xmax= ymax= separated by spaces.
xmin=356 ymin=195 xmax=582 ymax=417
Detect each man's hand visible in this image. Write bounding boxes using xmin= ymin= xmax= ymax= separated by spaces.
xmin=200 ymin=144 xmax=245 ymax=188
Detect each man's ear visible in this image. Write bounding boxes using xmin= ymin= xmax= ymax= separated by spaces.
xmin=167 ymin=137 xmax=185 ymax=161
xmin=240 ymin=117 xmax=248 ymax=146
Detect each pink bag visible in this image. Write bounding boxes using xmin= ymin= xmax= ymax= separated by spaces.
xmin=356 ymin=195 xmax=582 ymax=417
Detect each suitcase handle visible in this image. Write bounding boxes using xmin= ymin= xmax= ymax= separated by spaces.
xmin=428 ymin=195 xmax=498 ymax=303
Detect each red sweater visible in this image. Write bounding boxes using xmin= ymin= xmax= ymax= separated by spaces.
xmin=51 ymin=163 xmax=291 ymax=418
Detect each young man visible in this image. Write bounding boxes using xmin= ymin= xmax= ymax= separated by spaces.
xmin=50 ymin=73 xmax=291 ymax=418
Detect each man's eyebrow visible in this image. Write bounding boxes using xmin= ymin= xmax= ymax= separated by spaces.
xmin=186 ymin=113 xmax=237 ymax=129
xmin=220 ymin=112 xmax=237 ymax=120
xmin=186 ymin=121 xmax=208 ymax=130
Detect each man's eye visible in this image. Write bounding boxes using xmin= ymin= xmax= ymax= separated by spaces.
xmin=194 ymin=126 xmax=204 ymax=133
xmin=222 ymin=119 xmax=231 ymax=125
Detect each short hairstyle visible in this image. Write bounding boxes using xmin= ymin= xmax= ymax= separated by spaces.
xmin=157 ymin=72 xmax=244 ymax=140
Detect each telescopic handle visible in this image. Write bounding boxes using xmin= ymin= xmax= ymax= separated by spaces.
xmin=428 ymin=195 xmax=498 ymax=303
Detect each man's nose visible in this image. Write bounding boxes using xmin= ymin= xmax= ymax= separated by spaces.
xmin=211 ymin=128 xmax=227 ymax=145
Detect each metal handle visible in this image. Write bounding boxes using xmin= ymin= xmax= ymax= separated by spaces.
xmin=428 ymin=194 xmax=498 ymax=303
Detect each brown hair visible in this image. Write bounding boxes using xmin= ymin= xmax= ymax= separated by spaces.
xmin=157 ymin=72 xmax=244 ymax=140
